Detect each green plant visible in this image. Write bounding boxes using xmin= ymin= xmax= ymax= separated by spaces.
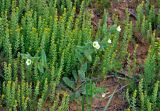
xmin=0 ymin=0 xmax=91 ymax=110
xmin=63 ymin=69 xmax=105 ymax=100
xmin=0 ymin=0 xmax=160 ymax=111
xmin=144 ymin=46 xmax=156 ymax=88
xmin=136 ymin=1 xmax=144 ymax=30
xmin=126 ymin=79 xmax=159 ymax=111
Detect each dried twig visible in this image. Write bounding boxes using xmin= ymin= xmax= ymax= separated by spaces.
xmin=107 ymin=84 xmax=128 ymax=99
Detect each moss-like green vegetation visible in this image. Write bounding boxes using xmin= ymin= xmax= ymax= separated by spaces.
xmin=0 ymin=0 xmax=159 ymax=111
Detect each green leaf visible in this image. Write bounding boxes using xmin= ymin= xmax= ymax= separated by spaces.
xmin=78 ymin=63 xmax=87 ymax=81
xmin=109 ymin=24 xmax=117 ymax=33
xmin=72 ymin=70 xmax=78 ymax=81
xmin=93 ymin=85 xmax=105 ymax=96
xmin=41 ymin=49 xmax=47 ymax=67
xmin=20 ymin=53 xmax=31 ymax=59
xmin=70 ymin=91 xmax=81 ymax=100
xmin=38 ymin=63 xmax=44 ymax=73
xmin=63 ymin=77 xmax=75 ymax=89
xmin=81 ymin=63 xmax=87 ymax=72
xmin=84 ymin=50 xmax=92 ymax=62
xmin=75 ymin=50 xmax=83 ymax=63
xmin=80 ymin=83 xmax=86 ymax=95
xmin=78 ymin=70 xmax=85 ymax=81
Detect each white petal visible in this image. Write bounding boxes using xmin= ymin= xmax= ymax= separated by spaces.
xmin=93 ymin=41 xmax=98 ymax=46
xmin=96 ymin=44 xmax=100 ymax=49
xmin=102 ymin=93 xmax=106 ymax=98
xmin=93 ymin=41 xmax=100 ymax=49
xmin=26 ymin=59 xmax=32 ymax=66
xmin=108 ymin=39 xmax=112 ymax=44
xmin=117 ymin=26 xmax=121 ymax=32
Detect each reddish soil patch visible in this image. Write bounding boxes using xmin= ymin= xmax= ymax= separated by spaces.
xmin=69 ymin=77 xmax=127 ymax=111
xmin=0 ymin=107 xmax=6 ymax=111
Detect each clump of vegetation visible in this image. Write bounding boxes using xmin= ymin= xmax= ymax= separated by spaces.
xmin=0 ymin=0 xmax=159 ymax=111
xmin=126 ymin=79 xmax=159 ymax=111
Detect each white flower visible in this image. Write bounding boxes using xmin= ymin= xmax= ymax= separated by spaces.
xmin=102 ymin=93 xmax=106 ymax=98
xmin=26 ymin=59 xmax=32 ymax=66
xmin=93 ymin=41 xmax=100 ymax=49
xmin=117 ymin=25 xmax=121 ymax=32
xmin=108 ymin=39 xmax=112 ymax=44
